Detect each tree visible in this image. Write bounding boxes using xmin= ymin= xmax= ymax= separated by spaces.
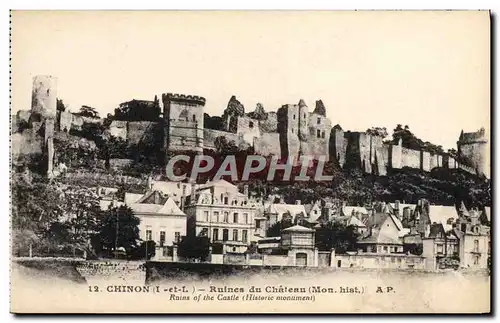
xmin=314 ymin=221 xmax=359 ymax=253
xmin=266 ymin=218 xmax=293 ymax=237
xmin=11 ymin=175 xmax=103 ymax=257
xmin=77 ymin=105 xmax=100 ymax=119
xmin=113 ymin=99 xmax=160 ymax=121
xmin=366 ymin=127 xmax=388 ymax=138
xmin=177 ymin=235 xmax=210 ymax=262
xmin=214 ymin=136 xmax=238 ymax=154
xmin=97 ymin=205 xmax=140 ymax=255
xmin=129 ymin=240 xmax=156 ymax=260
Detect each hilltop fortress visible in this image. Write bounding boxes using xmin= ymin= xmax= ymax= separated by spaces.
xmin=13 ymin=76 xmax=490 ymax=179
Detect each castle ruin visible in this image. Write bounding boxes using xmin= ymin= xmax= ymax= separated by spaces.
xmin=13 ymin=76 xmax=490 ymax=179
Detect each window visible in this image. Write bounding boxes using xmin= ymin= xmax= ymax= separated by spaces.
xmin=242 ymin=230 xmax=248 ymax=243
xmin=233 ymin=213 xmax=239 ymax=223
xmin=317 ymin=129 xmax=321 ymax=138
xmin=192 ymin=114 xmax=196 ymax=122
xmin=222 ymin=229 xmax=229 ymax=241
xmin=159 ymin=231 xmax=165 ymax=247
xmin=224 ymin=212 xmax=229 ymax=222
xmin=383 ymin=246 xmax=388 ymax=252
xmin=249 ymin=121 xmax=254 ymax=128
xmin=437 ymin=244 xmax=444 ymax=254
xmin=214 ymin=211 xmax=220 ymax=222
xmin=314 ymin=210 xmax=318 ymax=215
xmin=204 ymin=211 xmax=209 ymax=222
xmin=293 ymin=114 xmax=296 ymax=120
xmin=474 ymin=240 xmax=479 ymax=253
xmin=317 ymin=117 xmax=321 ymax=125
xmin=174 ymin=232 xmax=181 ymax=243
xmin=474 ymin=255 xmax=479 ymax=265
xmin=224 ymin=197 xmax=228 ymax=205
xmin=291 ymin=128 xmax=294 ymax=133
xmin=233 ymin=229 xmax=239 ymax=241
xmin=213 ymin=228 xmax=219 ymax=241
xmin=304 ymin=113 xmax=306 ymax=118
xmin=244 ymin=213 xmax=249 ymax=224
xmin=321 ymin=131 xmax=325 ymax=139
xmin=146 ymin=230 xmax=152 ymax=241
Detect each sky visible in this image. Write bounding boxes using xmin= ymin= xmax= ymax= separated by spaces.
xmin=10 ymin=11 xmax=490 ymax=150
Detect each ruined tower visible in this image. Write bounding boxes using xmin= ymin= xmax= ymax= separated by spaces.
xmin=162 ymin=93 xmax=206 ymax=162
xmin=277 ymin=100 xmax=308 ymax=159
xmin=30 ymin=75 xmax=57 ymax=178
xmin=457 ymin=127 xmax=490 ymax=178
xmin=31 ymin=75 xmax=58 ymax=120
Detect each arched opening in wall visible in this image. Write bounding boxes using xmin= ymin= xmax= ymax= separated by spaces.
xmin=179 ymin=110 xmax=188 ymax=121
xmin=296 ymin=253 xmax=308 ymax=266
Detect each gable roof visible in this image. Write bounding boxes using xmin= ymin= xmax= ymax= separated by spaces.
xmin=364 ymin=213 xmax=403 ymax=232
xmin=358 ymin=229 xmax=402 ymax=245
xmin=343 ymin=206 xmax=369 ymax=216
xmin=428 ymin=205 xmax=458 ymax=231
xmin=428 ymin=223 xmax=446 ymax=238
xmin=348 ymin=215 xmax=367 ymax=228
xmin=198 ymin=179 xmax=238 ymax=191
xmin=136 ymin=190 xmax=168 ymax=205
xmin=268 ymin=203 xmax=307 ymax=217
xmin=157 ymin=197 xmax=187 ymax=216
xmin=484 ymin=207 xmax=491 ymax=222
xmin=130 ymin=196 xmax=186 ymax=216
xmin=124 ymin=192 xmax=143 ymax=205
xmin=151 ymin=180 xmax=192 ymax=197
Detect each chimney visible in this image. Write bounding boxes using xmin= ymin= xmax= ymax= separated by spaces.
xmin=243 ymin=185 xmax=249 ymax=198
xmin=180 ymin=185 xmax=187 ymax=210
xmin=190 ymin=181 xmax=197 ymax=205
xmin=395 ymin=200 xmax=400 ymax=211
xmin=296 ymin=200 xmax=301 ymax=205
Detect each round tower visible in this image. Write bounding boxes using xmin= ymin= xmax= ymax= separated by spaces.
xmin=31 ymin=75 xmax=58 ymax=119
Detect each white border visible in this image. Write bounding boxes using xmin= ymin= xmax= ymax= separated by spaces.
xmin=2 ymin=1 xmax=498 ymax=321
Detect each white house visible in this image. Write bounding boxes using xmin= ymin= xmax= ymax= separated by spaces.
xmin=127 ymin=190 xmax=187 ymax=260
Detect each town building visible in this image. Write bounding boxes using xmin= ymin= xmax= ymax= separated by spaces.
xmin=184 ymin=179 xmax=258 ymax=254
xmin=126 ymin=190 xmax=187 ymax=260
xmin=358 ymin=213 xmax=404 ymax=254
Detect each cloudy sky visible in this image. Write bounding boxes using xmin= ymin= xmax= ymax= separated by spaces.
xmin=11 ymin=11 xmax=490 ymax=149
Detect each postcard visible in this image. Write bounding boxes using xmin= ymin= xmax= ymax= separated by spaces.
xmin=10 ymin=10 xmax=491 ymax=314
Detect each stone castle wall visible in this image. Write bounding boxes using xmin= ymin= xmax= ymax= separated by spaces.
xmin=17 ymin=76 xmax=487 ymax=178
xmin=253 ymin=133 xmax=281 ymax=156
